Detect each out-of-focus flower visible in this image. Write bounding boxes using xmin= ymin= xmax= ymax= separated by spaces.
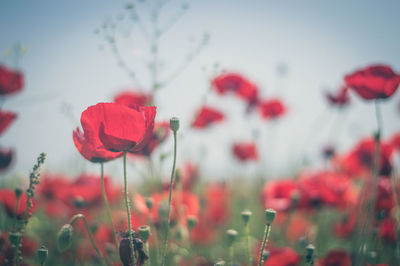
xmin=232 ymin=142 xmax=258 ymax=162
xmin=192 ymin=106 xmax=224 ymax=129
xmin=133 ymin=121 xmax=170 ymax=157
xmin=0 ymin=147 xmax=14 ymax=172
xmin=0 ymin=233 xmax=37 ymax=265
xmin=212 ymin=72 xmax=259 ymax=104
xmin=334 ymin=210 xmax=357 ymax=238
xmin=0 ymin=64 xmax=24 ymax=96
xmin=0 ymin=189 xmax=31 ymax=218
xmin=317 ymin=250 xmax=352 ymax=266
xmin=114 ymin=90 xmax=153 ymax=107
xmin=261 ymin=179 xmax=299 ymax=212
xmin=258 ymin=99 xmax=286 ymax=120
xmin=204 ymin=184 xmax=230 ymax=225
xmin=87 ymin=102 xmax=156 ymax=152
xmin=181 ymin=163 xmax=199 ymax=191
xmin=390 ymin=132 xmax=400 ymax=151
xmin=375 ymin=177 xmax=394 ymax=214
xmin=263 ymin=246 xmax=301 ymax=266
xmin=325 ymin=86 xmax=350 ymax=107
xmin=334 ymin=137 xmax=393 ymax=177
xmin=377 ymin=217 xmax=397 ymax=245
xmin=0 ymin=110 xmax=17 ymax=135
xmin=285 ymin=213 xmax=311 ymax=243
xmin=344 ymin=65 xmax=400 ymax=100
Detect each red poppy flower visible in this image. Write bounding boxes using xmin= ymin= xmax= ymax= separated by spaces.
xmin=0 ymin=64 xmax=24 ymax=96
xmin=334 ymin=137 xmax=393 ymax=177
xmin=258 ymin=99 xmax=287 ymax=120
xmin=344 ymin=65 xmax=400 ymax=100
xmin=375 ymin=177 xmax=394 ymax=214
xmin=261 ymin=179 xmax=299 ymax=212
xmin=298 ymin=171 xmax=356 ymax=209
xmin=192 ymin=106 xmax=224 ymax=129
xmin=87 ymin=102 xmax=156 ymax=152
xmin=204 ymin=184 xmax=230 ymax=225
xmin=232 ymin=142 xmax=258 ymax=162
xmin=318 ymin=250 xmax=352 ymax=266
xmin=390 ymin=132 xmax=400 ymax=151
xmin=134 ymin=121 xmax=170 ymax=157
xmin=0 ymin=110 xmax=17 ymax=135
xmin=190 ymin=214 xmax=216 ymax=245
xmin=263 ymin=247 xmax=300 ymax=266
xmin=212 ymin=72 xmax=259 ymax=104
xmin=74 ymin=104 xmax=124 ymax=162
xmin=0 ymin=147 xmax=14 ymax=172
xmin=285 ymin=213 xmax=311 ymax=243
xmin=0 ymin=189 xmax=31 ymax=218
xmin=114 ymin=90 xmax=153 ymax=107
xmin=378 ymin=218 xmax=397 ymax=245
xmin=334 ymin=210 xmax=357 ymax=238
xmin=325 ymin=86 xmax=350 ymax=107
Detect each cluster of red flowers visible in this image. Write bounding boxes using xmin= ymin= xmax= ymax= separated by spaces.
xmin=0 ymin=64 xmax=24 ymax=172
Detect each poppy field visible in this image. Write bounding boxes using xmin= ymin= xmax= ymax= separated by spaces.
xmin=1 ymin=1 xmax=400 ymax=266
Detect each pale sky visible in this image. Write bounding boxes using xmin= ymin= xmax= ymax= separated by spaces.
xmin=1 ymin=0 xmax=400 ymax=181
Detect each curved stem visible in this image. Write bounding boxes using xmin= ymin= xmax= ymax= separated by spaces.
xmin=69 ymin=214 xmax=108 ymax=266
xmin=100 ymin=162 xmax=119 ymax=249
xmin=161 ymin=131 xmax=178 ymax=266
xmin=123 ymin=151 xmax=136 ymax=265
xmin=258 ymin=224 xmax=271 ymax=266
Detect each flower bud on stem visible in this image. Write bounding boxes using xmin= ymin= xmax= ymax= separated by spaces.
xmin=258 ymin=209 xmax=276 ymax=266
xmin=161 ymin=117 xmax=179 ymax=266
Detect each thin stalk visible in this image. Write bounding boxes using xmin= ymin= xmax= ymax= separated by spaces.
xmin=100 ymin=162 xmax=119 ymax=248
xmin=229 ymin=246 xmax=234 ymax=266
xmin=161 ymin=131 xmax=178 ymax=266
xmin=258 ymin=224 xmax=271 ymax=266
xmin=123 ymin=151 xmax=135 ymax=265
xmin=245 ymin=225 xmax=252 ymax=266
xmin=69 ymin=214 xmax=108 ymax=266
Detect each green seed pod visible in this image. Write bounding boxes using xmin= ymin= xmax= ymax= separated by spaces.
xmin=57 ymin=224 xmax=73 ymax=252
xmin=265 ymin=208 xmax=276 ymax=225
xmin=187 ymin=215 xmax=198 ymax=230
xmin=138 ymin=225 xmax=151 ymax=243
xmin=170 ymin=117 xmax=180 ymax=132
xmin=37 ymin=245 xmax=48 ymax=265
xmin=226 ymin=229 xmax=238 ymax=246
xmin=241 ymin=209 xmax=252 ymax=225
xmin=145 ymin=197 xmax=154 ymax=211
xmin=9 ymin=232 xmax=22 ymax=246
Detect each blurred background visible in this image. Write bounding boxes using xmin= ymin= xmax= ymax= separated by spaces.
xmin=1 ymin=0 xmax=400 ymax=180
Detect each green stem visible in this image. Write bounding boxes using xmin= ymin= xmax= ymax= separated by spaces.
xmin=123 ymin=151 xmax=136 ymax=265
xmin=258 ymin=224 xmax=271 ymax=266
xmin=69 ymin=214 xmax=108 ymax=266
xmin=229 ymin=246 xmax=234 ymax=266
xmin=161 ymin=131 xmax=178 ymax=266
xmin=100 ymin=162 xmax=119 ymax=249
xmin=245 ymin=225 xmax=252 ymax=266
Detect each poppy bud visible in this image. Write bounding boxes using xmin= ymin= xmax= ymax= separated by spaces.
xmin=145 ymin=197 xmax=153 ymax=211
xmin=57 ymin=224 xmax=73 ymax=252
xmin=9 ymin=232 xmax=22 ymax=247
xmin=241 ymin=209 xmax=252 ymax=225
xmin=14 ymin=188 xmax=23 ymax=198
xmin=187 ymin=215 xmax=197 ymax=230
xmin=74 ymin=196 xmax=85 ymax=209
xmin=170 ymin=117 xmax=180 ymax=132
xmin=138 ymin=225 xmax=151 ymax=243
xmin=305 ymin=244 xmax=315 ymax=262
xmin=265 ymin=209 xmax=276 ymax=225
xmin=36 ymin=245 xmax=48 ymax=265
xmin=226 ymin=229 xmax=238 ymax=246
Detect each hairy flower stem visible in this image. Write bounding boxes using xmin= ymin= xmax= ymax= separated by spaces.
xmin=258 ymin=224 xmax=271 ymax=266
xmin=69 ymin=214 xmax=107 ymax=266
xmin=161 ymin=131 xmax=178 ymax=266
xmin=245 ymin=225 xmax=252 ymax=266
xmin=123 ymin=151 xmax=136 ymax=265
xmin=100 ymin=162 xmax=119 ymax=249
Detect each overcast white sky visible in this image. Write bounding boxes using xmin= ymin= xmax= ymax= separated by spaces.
xmin=1 ymin=0 xmax=400 ymax=181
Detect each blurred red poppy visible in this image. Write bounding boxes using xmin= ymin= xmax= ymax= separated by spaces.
xmin=133 ymin=121 xmax=170 ymax=157
xmin=258 ymin=99 xmax=286 ymax=120
xmin=344 ymin=65 xmax=400 ymax=100
xmin=390 ymin=132 xmax=400 ymax=151
xmin=0 ymin=189 xmax=31 ymax=218
xmin=89 ymin=102 xmax=156 ymax=152
xmin=0 ymin=147 xmax=14 ymax=172
xmin=204 ymin=184 xmax=230 ymax=225
xmin=232 ymin=142 xmax=258 ymax=162
xmin=0 ymin=64 xmax=24 ymax=96
xmin=73 ymin=103 xmax=124 ymax=162
xmin=263 ymin=246 xmax=300 ymax=266
xmin=192 ymin=106 xmax=224 ymax=129
xmin=212 ymin=72 xmax=259 ymax=104
xmin=317 ymin=250 xmax=352 ymax=266
xmin=114 ymin=90 xmax=153 ymax=107
xmin=261 ymin=179 xmax=299 ymax=212
xmin=0 ymin=110 xmax=17 ymax=135
xmin=325 ymin=86 xmax=350 ymax=107
xmin=378 ymin=217 xmax=397 ymax=245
